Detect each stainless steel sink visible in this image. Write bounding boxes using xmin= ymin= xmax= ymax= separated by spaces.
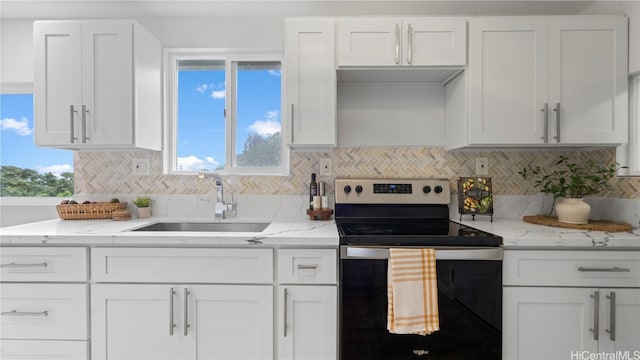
xmin=132 ymin=222 xmax=270 ymax=232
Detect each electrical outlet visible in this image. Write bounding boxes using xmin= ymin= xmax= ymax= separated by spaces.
xmin=132 ymin=158 xmax=150 ymax=176
xmin=475 ymin=158 xmax=489 ymax=176
xmin=320 ymin=158 xmax=332 ymax=176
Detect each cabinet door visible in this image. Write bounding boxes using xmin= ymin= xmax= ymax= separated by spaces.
xmin=91 ymin=284 xmax=181 ymax=360
xmin=336 ymin=18 xmax=400 ymax=66
xmin=278 ymin=286 xmax=337 ymax=360
xmin=182 ymin=285 xmax=273 ymax=360
xmin=285 ymin=18 xmax=336 ymax=147
xmin=403 ymin=18 xmax=466 ymax=66
xmin=548 ymin=17 xmax=628 ymax=144
xmin=468 ymin=18 xmax=548 ymax=145
xmin=81 ymin=21 xmax=134 ymax=145
xmin=33 ymin=21 xmax=82 ymax=147
xmin=598 ymin=289 xmax=640 ymax=354
xmin=0 ymin=340 xmax=88 ymax=360
xmin=503 ymin=287 xmax=597 ymax=359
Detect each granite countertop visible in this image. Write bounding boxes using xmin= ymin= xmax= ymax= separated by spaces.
xmin=457 ymin=218 xmax=640 ymax=250
xmin=0 ymin=217 xmax=339 ymax=247
xmin=2 ymin=215 xmax=639 ymax=250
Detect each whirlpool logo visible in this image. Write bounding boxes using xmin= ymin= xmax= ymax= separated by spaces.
xmin=413 ymin=350 xmax=430 ymax=356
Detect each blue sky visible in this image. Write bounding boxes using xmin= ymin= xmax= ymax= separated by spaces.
xmin=0 ymin=94 xmax=74 ymax=176
xmin=176 ymin=66 xmax=282 ymax=171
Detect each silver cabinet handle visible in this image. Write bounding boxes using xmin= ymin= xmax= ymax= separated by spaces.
xmin=81 ymin=105 xmax=89 ymax=143
xmin=541 ymin=103 xmax=548 ymax=142
xmin=1 ymin=262 xmax=48 ymax=268
xmin=70 ymin=105 xmax=77 ymax=143
xmin=184 ymin=288 xmax=190 ymax=336
xmin=341 ymin=246 xmax=502 ymax=261
xmin=553 ymin=102 xmax=560 ymax=142
xmin=283 ymin=287 xmax=289 ymax=337
xmin=606 ymin=291 xmax=616 ymax=341
xmin=290 ymin=104 xmax=294 ymax=144
xmin=169 ymin=287 xmax=176 ymax=336
xmin=395 ymin=23 xmax=400 ymax=65
xmin=578 ymin=267 xmax=630 ymax=273
xmin=590 ymin=291 xmax=600 ymax=341
xmin=1 ymin=310 xmax=48 ymax=317
xmin=407 ymin=23 xmax=413 ymax=65
xmin=297 ymin=264 xmax=318 ymax=270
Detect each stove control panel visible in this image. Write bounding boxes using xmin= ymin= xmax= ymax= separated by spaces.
xmin=335 ymin=178 xmax=450 ymax=204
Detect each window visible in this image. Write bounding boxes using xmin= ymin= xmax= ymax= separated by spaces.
xmin=166 ymin=51 xmax=287 ymax=175
xmin=0 ymin=92 xmax=74 ymax=197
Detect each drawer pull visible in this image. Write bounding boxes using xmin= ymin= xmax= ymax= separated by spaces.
xmin=1 ymin=310 xmax=49 ymax=317
xmin=0 ymin=262 xmax=48 ymax=268
xmin=578 ymin=266 xmax=630 ymax=273
xmin=297 ymin=264 xmax=318 ymax=270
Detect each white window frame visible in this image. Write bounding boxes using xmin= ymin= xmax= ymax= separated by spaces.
xmin=164 ymin=49 xmax=289 ymax=176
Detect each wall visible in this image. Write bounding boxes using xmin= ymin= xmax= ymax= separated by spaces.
xmin=0 ymin=19 xmax=34 ymax=86
xmin=581 ymin=0 xmax=640 ymax=74
xmin=75 ymin=147 xmax=639 ymax=199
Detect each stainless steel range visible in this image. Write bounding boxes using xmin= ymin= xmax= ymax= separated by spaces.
xmin=336 ymin=178 xmax=502 ymax=359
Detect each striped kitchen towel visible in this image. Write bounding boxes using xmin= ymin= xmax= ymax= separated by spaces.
xmin=387 ymin=248 xmax=440 ymax=335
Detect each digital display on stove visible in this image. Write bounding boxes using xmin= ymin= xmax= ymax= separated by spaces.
xmin=373 ymin=183 xmax=412 ymax=194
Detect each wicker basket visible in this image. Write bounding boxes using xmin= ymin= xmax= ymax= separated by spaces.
xmin=56 ymin=202 xmax=128 ymax=220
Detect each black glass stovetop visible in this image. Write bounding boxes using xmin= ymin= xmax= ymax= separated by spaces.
xmin=336 ymin=220 xmax=502 ymax=247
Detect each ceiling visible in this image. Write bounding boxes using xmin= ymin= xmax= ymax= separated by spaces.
xmin=0 ymin=0 xmax=598 ymax=19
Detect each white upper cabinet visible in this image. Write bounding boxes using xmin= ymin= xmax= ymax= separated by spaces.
xmin=285 ymin=18 xmax=336 ymax=147
xmin=467 ymin=17 xmax=548 ymax=145
xmin=337 ymin=17 xmax=466 ymax=67
xmin=465 ymin=16 xmax=628 ymax=147
xmin=34 ymin=20 xmax=162 ymax=150
xmin=548 ymin=17 xmax=628 ymax=144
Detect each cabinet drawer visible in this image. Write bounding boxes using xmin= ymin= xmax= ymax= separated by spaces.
xmin=0 ymin=339 xmax=88 ymax=359
xmin=504 ymin=250 xmax=640 ymax=287
xmin=92 ymin=248 xmax=273 ymax=283
xmin=0 ymin=247 xmax=87 ymax=282
xmin=0 ymin=284 xmax=88 ymax=340
xmin=278 ymin=249 xmax=337 ymax=284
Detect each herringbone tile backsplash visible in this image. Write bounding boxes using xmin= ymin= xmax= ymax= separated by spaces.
xmin=75 ymin=147 xmax=639 ymax=199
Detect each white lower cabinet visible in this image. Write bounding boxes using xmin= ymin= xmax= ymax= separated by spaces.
xmin=0 ymin=339 xmax=88 ymax=359
xmin=278 ymin=286 xmax=337 ymax=360
xmin=0 ymin=247 xmax=89 ymax=360
xmin=503 ymin=250 xmax=640 ymax=360
xmin=91 ymin=284 xmax=273 ymax=360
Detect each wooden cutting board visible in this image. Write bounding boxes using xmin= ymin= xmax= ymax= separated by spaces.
xmin=523 ymin=215 xmax=633 ymax=232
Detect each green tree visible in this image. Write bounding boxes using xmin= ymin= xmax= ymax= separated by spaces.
xmin=0 ymin=166 xmax=74 ymax=197
xmin=236 ymin=132 xmax=282 ymax=167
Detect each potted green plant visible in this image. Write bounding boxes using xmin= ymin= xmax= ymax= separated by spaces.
xmin=519 ymin=156 xmax=617 ymax=224
xmin=133 ymin=196 xmax=152 ymax=218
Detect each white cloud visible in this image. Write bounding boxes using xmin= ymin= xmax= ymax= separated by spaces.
xmin=211 ymin=89 xmax=226 ymax=99
xmin=177 ymin=155 xmax=220 ymax=172
xmin=249 ymin=120 xmax=281 ymax=137
xmin=35 ymin=164 xmax=73 ymax=177
xmin=268 ymin=70 xmax=281 ymax=77
xmin=1 ymin=117 xmax=32 ymax=136
xmin=248 ymin=110 xmax=281 ymax=137
xmin=196 ymin=83 xmax=212 ymax=93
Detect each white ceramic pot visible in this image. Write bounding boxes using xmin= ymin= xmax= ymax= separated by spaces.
xmin=555 ymin=197 xmax=590 ymax=224
xmin=137 ymin=207 xmax=152 ymax=219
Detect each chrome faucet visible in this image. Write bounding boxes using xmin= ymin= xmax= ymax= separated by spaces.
xmin=198 ymin=171 xmax=236 ymax=219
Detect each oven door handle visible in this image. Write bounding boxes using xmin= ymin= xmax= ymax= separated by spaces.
xmin=341 ymin=246 xmax=503 ymax=261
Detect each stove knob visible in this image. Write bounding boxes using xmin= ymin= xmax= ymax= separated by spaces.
xmin=344 ymin=185 xmax=352 ymax=194
xmin=422 ymin=185 xmax=432 ymax=194
xmin=434 ymin=185 xmax=443 ymax=194
xmin=355 ymin=185 xmax=363 ymax=194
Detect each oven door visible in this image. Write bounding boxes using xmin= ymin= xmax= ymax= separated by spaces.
xmin=340 ymin=246 xmax=502 ymax=360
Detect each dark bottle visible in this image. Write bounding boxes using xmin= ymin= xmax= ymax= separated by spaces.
xmin=309 ymin=173 xmax=318 ymax=210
